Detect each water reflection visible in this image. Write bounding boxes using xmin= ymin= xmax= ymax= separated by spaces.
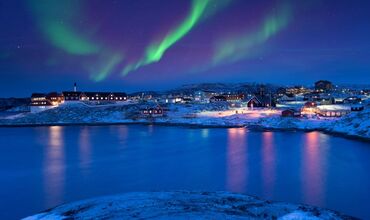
xmin=226 ymin=128 xmax=247 ymax=192
xmin=79 ymin=127 xmax=91 ymax=173
xmin=302 ymin=132 xmax=326 ymax=206
xmin=262 ymin=132 xmax=275 ymax=198
xmin=148 ymin=124 xmax=154 ymax=134
xmin=44 ymin=126 xmax=65 ymax=207
xmin=117 ymin=125 xmax=128 ymax=145
xmin=201 ymin=129 xmax=209 ymax=139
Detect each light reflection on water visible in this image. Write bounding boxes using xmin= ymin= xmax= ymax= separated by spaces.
xmin=301 ymin=132 xmax=327 ymax=206
xmin=262 ymin=131 xmax=275 ymax=198
xmin=0 ymin=126 xmax=369 ymax=219
xmin=227 ymin=128 xmax=247 ymax=192
xmin=44 ymin=126 xmax=65 ymax=207
xmin=79 ymin=127 xmax=92 ymax=173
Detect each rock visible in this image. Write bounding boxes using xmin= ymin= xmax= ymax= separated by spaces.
xmin=23 ymin=191 xmax=357 ymax=220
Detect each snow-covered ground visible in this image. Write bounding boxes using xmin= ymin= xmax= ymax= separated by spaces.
xmin=23 ymin=191 xmax=355 ymax=220
xmin=0 ymin=102 xmax=368 ymax=140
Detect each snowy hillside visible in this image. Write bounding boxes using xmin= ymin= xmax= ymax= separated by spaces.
xmin=328 ymin=108 xmax=370 ymax=138
xmin=256 ymin=109 xmax=370 ymax=139
xmin=23 ymin=191 xmax=356 ymax=220
xmin=0 ymin=102 xmax=368 ymax=140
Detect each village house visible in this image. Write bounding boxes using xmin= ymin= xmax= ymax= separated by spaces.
xmin=281 ymin=109 xmax=301 ymax=117
xmin=30 ymin=92 xmax=63 ymax=113
xmin=141 ymin=105 xmax=164 ymax=117
xmin=62 ymin=89 xmax=127 ymax=103
xmin=193 ymin=91 xmax=208 ymax=103
xmin=46 ymin=92 xmax=64 ymax=105
xmin=250 ymin=85 xmax=276 ymax=108
xmin=165 ymin=96 xmax=184 ymax=104
xmin=223 ymin=93 xmax=245 ymax=102
xmin=209 ymin=95 xmax=227 ymax=103
xmin=301 ymin=101 xmax=318 ymax=114
xmin=62 ymin=91 xmax=84 ymax=101
xmin=83 ymin=92 xmax=127 ymax=102
xmin=303 ymin=93 xmax=320 ymax=101
xmin=343 ymin=96 xmax=362 ymax=104
xmin=278 ymin=94 xmax=296 ymax=102
xmin=84 ymin=92 xmax=110 ymax=101
xmin=182 ymin=97 xmax=193 ymax=104
xmin=317 ymin=109 xmax=350 ymax=117
xmin=276 ymin=87 xmax=287 ymax=97
xmin=315 ymin=105 xmax=352 ymax=117
xmin=318 ymin=96 xmax=335 ymax=105
xmin=285 ymin=86 xmax=312 ymax=95
xmin=244 ymin=95 xmax=262 ymax=108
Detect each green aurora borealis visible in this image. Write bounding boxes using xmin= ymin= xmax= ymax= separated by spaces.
xmin=2 ymin=0 xmax=370 ymax=95
xmin=27 ymin=0 xmax=294 ymax=82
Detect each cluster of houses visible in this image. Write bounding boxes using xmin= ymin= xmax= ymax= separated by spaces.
xmin=31 ymin=83 xmax=127 ymax=113
xmin=30 ymin=81 xmax=368 ymax=118
xmin=279 ymin=80 xmax=367 ymax=118
xmin=161 ymin=86 xmax=275 ymax=108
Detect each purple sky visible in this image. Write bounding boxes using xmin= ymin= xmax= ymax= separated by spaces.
xmin=0 ymin=0 xmax=369 ymax=97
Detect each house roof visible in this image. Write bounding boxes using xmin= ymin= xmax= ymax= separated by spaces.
xmin=111 ymin=92 xmax=127 ymax=96
xmin=46 ymin=92 xmax=62 ymax=97
xmin=244 ymin=95 xmax=261 ymax=103
xmin=83 ymin=92 xmax=111 ymax=97
xmin=62 ymin=91 xmax=82 ymax=96
xmin=31 ymin=93 xmax=46 ymax=98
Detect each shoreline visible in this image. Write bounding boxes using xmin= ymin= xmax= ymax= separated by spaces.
xmin=1 ymin=120 xmax=369 ymax=142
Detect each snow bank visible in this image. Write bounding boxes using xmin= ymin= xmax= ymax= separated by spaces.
xmin=23 ymin=191 xmax=355 ymax=220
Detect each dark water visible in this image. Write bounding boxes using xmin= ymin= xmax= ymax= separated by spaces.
xmin=0 ymin=125 xmax=369 ymax=219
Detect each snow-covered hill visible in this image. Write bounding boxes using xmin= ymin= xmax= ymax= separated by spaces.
xmin=23 ymin=191 xmax=356 ymax=220
xmin=328 ymin=108 xmax=370 ymax=138
xmin=0 ymin=103 xmax=368 ymax=140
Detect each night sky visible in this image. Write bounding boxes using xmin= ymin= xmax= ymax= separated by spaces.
xmin=1 ymin=0 xmax=369 ymax=97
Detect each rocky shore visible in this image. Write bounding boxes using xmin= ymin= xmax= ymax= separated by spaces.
xmin=23 ymin=191 xmax=358 ymax=220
